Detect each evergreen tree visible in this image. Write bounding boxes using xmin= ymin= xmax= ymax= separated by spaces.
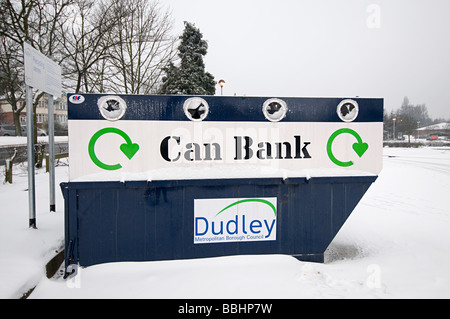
xmin=159 ymin=22 xmax=216 ymax=95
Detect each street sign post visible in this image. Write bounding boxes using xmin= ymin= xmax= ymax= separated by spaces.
xmin=23 ymin=43 xmax=61 ymax=227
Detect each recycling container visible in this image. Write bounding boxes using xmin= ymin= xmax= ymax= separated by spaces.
xmin=62 ymin=94 xmax=383 ymax=275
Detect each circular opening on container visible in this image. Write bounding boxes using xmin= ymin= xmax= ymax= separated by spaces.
xmin=98 ymin=96 xmax=127 ymax=121
xmin=183 ymin=97 xmax=209 ymax=121
xmin=337 ymin=99 xmax=359 ymax=122
xmin=262 ymin=98 xmax=287 ymax=122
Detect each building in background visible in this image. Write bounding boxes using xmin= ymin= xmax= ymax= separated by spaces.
xmin=416 ymin=123 xmax=450 ymax=140
xmin=0 ymin=94 xmax=67 ymax=134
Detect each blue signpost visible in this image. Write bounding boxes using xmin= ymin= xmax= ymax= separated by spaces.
xmin=62 ymin=94 xmax=383 ymax=276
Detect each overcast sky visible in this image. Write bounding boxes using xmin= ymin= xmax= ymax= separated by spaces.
xmin=165 ymin=0 xmax=450 ymax=119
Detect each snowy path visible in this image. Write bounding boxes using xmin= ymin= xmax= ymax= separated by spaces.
xmin=0 ymin=162 xmax=67 ymax=298
xmin=1 ymin=147 xmax=449 ymax=298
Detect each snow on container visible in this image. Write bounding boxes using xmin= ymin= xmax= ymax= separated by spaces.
xmin=61 ymin=94 xmax=383 ymax=276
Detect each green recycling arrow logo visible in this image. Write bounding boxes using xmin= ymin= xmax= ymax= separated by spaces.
xmin=88 ymin=128 xmax=140 ymax=171
xmin=327 ymin=128 xmax=369 ymax=167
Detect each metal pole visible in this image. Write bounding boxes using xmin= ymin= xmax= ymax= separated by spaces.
xmin=393 ymin=120 xmax=396 ymax=140
xmin=47 ymin=94 xmax=55 ymax=212
xmin=26 ymin=85 xmax=36 ymax=228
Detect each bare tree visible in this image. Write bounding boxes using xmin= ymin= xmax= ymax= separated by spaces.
xmin=0 ymin=0 xmax=72 ymax=137
xmin=58 ymin=0 xmax=123 ymax=93
xmin=0 ymin=36 xmax=25 ymax=133
xmin=108 ymin=0 xmax=177 ymax=94
xmin=1 ymin=0 xmax=178 ymax=115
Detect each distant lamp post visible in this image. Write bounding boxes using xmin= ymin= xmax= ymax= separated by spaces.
xmin=218 ymin=79 xmax=225 ymax=96
xmin=393 ymin=118 xmax=396 ymax=140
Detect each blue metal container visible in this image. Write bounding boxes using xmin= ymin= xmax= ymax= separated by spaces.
xmin=62 ymin=94 xmax=383 ymax=275
xmin=61 ymin=175 xmax=375 ymax=270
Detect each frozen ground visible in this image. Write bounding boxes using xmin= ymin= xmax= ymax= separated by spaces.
xmin=1 ymin=146 xmax=449 ymax=299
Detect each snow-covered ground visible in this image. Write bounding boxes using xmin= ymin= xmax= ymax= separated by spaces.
xmin=1 ymin=146 xmax=449 ymax=299
xmin=0 ymin=159 xmax=67 ymax=299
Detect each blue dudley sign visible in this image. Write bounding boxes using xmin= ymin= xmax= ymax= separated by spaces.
xmin=194 ymin=198 xmax=277 ymax=244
